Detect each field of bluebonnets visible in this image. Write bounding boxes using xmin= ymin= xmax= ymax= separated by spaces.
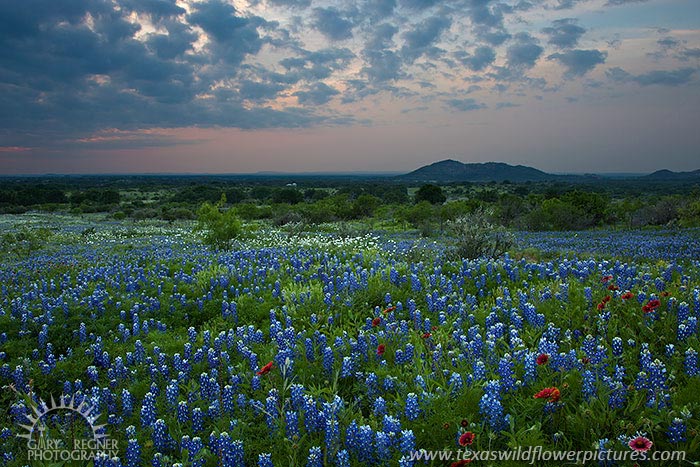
xmin=1 ymin=214 xmax=699 ymax=466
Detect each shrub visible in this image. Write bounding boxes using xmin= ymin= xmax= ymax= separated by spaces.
xmin=446 ymin=209 xmax=514 ymax=259
xmin=196 ymin=194 xmax=242 ymax=249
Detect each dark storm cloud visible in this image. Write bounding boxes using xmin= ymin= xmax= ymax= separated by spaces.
xmin=401 ymin=15 xmax=451 ymax=62
xmin=506 ymin=33 xmax=544 ymax=69
xmin=607 ymin=67 xmax=697 ymax=86
xmin=542 ymin=19 xmax=586 ymax=49
xmin=548 ymin=49 xmax=607 ymax=77
xmin=312 ymin=7 xmax=355 ymax=41
xmin=294 ymin=82 xmax=340 ymax=105
xmin=445 ymin=98 xmax=487 ymax=111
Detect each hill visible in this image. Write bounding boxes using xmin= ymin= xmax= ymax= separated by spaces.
xmin=399 ymin=160 xmax=555 ymax=182
xmin=641 ymin=169 xmax=700 ymax=181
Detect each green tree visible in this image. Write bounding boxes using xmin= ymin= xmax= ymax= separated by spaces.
xmin=197 ymin=194 xmax=242 ymax=249
xmin=415 ymin=184 xmax=446 ymax=205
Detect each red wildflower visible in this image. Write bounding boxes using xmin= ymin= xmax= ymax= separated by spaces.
xmin=533 ymin=387 xmax=561 ymax=403
xmin=602 ymin=295 xmax=612 ymax=303
xmin=458 ymin=432 xmax=475 ymax=446
xmin=643 ymin=299 xmax=661 ymax=313
xmin=536 ymin=353 xmax=549 ymax=365
xmin=608 ymin=284 xmax=619 ymax=291
xmin=581 ymin=357 xmax=591 ymax=365
xmin=256 ymin=361 xmax=274 ymax=376
xmin=460 ymin=418 xmax=469 ymax=428
xmin=450 ymin=460 xmax=472 ymax=466
xmin=628 ymin=436 xmax=653 ymax=452
xmin=372 ymin=317 xmax=381 ymax=327
xmin=661 ymin=291 xmax=670 ymax=297
xmin=421 ymin=332 xmax=432 ymax=339
xmin=597 ymin=302 xmax=606 ymax=311
xmin=602 ymin=275 xmax=613 ymax=283
xmin=621 ymin=292 xmax=634 ymax=300
xmin=431 ymin=325 xmax=438 ymax=331
xmin=376 ymin=344 xmax=386 ymax=356
xmin=382 ymin=306 xmax=396 ymax=314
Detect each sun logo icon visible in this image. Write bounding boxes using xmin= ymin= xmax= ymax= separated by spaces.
xmin=16 ymin=394 xmax=107 ymax=444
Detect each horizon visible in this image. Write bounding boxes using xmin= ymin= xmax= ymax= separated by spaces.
xmin=1 ymin=0 xmax=699 ymax=174
xmin=0 ymin=159 xmax=693 ymax=177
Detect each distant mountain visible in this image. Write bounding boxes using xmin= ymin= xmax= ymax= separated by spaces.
xmin=641 ymin=169 xmax=700 ymax=181
xmin=399 ymin=160 xmax=555 ymax=182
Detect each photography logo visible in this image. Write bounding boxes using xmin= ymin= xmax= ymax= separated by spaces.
xmin=16 ymin=394 xmax=118 ymax=462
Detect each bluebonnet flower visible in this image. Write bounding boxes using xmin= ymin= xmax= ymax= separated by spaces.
xmin=399 ymin=429 xmax=416 ymax=455
xmin=582 ymin=370 xmax=596 ymax=401
xmin=667 ymin=418 xmax=687 ymax=443
xmin=192 ymin=407 xmax=203 ymax=433
xmin=177 ymin=401 xmax=189 ymax=424
xmin=285 ymin=411 xmax=299 ymax=439
xmin=373 ymin=396 xmax=387 ymax=417
xmin=376 ymin=431 xmax=391 ymax=461
xmin=265 ymin=389 xmax=280 ymax=431
xmin=479 ymin=380 xmax=507 ymax=432
xmin=335 ymin=449 xmax=350 ymax=466
xmin=153 ymin=419 xmax=169 ymax=452
xmin=611 ymin=337 xmax=623 ymax=357
xmin=497 ymin=354 xmax=516 ymax=392
xmin=304 ymin=395 xmax=319 ymax=434
xmin=258 ymin=453 xmax=273 ymax=467
xmin=684 ymin=348 xmax=698 ymax=376
xmin=140 ymin=392 xmax=156 ymax=428
xmin=448 ymin=372 xmax=463 ymax=396
xmin=307 ymin=446 xmax=322 ymax=467
xmin=125 ymin=438 xmax=141 ymax=467
xmin=322 ymin=346 xmax=334 ymax=375
xmin=405 ymin=393 xmax=420 ymax=421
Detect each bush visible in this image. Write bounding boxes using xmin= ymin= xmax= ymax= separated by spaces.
xmin=415 ymin=184 xmax=446 ymax=205
xmin=196 ymin=194 xmax=242 ymax=249
xmin=446 ymin=209 xmax=514 ymax=259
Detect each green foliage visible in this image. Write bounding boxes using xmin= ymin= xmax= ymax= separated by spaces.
xmin=415 ymin=184 xmax=446 ymax=205
xmin=446 ymin=208 xmax=514 ymax=259
xmin=196 ymin=194 xmax=242 ymax=249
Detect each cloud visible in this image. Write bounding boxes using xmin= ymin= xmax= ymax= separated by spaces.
xmin=496 ymin=102 xmax=520 ymax=109
xmin=401 ymin=15 xmax=451 ymax=62
xmin=605 ymin=0 xmax=649 ymax=5
xmin=454 ymin=46 xmax=497 ymax=71
xmin=294 ymin=82 xmax=340 ymax=105
xmin=188 ymin=0 xmax=263 ymax=64
xmin=542 ymin=19 xmax=586 ymax=49
xmin=267 ymin=0 xmax=312 ymax=8
xmin=445 ymin=98 xmax=487 ymax=111
xmin=399 ymin=0 xmax=440 ymax=10
xmin=362 ymin=50 xmax=405 ymax=82
xmin=312 ymin=7 xmax=354 ymax=41
xmin=506 ymin=33 xmax=544 ymax=69
xmin=606 ymin=67 xmax=697 ymax=86
xmin=548 ymin=49 xmax=607 ymax=77
xmin=679 ymin=48 xmax=700 ymax=60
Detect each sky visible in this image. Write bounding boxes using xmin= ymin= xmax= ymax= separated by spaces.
xmin=0 ymin=0 xmax=699 ymax=174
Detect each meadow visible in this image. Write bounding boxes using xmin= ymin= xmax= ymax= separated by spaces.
xmin=0 ymin=214 xmax=699 ymax=466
